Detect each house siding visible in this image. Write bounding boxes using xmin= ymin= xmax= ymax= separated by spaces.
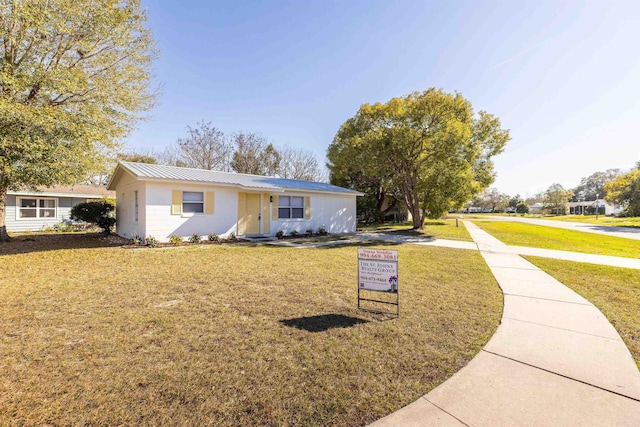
xmin=143 ymin=182 xmax=239 ymax=241
xmin=6 ymin=195 xmax=86 ymax=232
xmin=270 ymin=192 xmax=356 ymax=236
xmin=114 ymin=171 xmax=146 ymax=239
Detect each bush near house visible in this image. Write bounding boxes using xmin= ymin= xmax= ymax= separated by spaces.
xmin=70 ymin=200 xmax=116 ymax=234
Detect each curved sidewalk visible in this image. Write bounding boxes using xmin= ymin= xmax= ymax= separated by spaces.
xmin=372 ymin=221 xmax=640 ymax=426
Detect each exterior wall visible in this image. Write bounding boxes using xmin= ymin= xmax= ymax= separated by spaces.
xmin=6 ymin=194 xmax=88 ymax=232
xmin=114 ymin=172 xmax=146 ymax=239
xmin=270 ymin=192 xmax=357 ymax=235
xmin=143 ymin=182 xmax=239 ymax=241
xmin=114 ymin=180 xmax=358 ymax=242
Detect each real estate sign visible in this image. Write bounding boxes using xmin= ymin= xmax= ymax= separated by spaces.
xmin=357 ymin=248 xmax=398 ymax=293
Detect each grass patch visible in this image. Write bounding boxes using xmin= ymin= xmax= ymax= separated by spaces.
xmin=525 ymin=257 xmax=640 ymax=369
xmin=0 ymin=234 xmax=501 ymax=426
xmin=542 ymin=215 xmax=640 ymax=228
xmin=358 ymin=219 xmax=472 ymax=242
xmin=472 ymin=220 xmax=640 ymax=259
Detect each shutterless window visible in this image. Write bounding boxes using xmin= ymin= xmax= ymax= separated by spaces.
xmin=278 ymin=196 xmax=304 ymax=219
xmin=18 ymin=198 xmax=56 ymax=219
xmin=183 ymin=191 xmax=204 ymax=213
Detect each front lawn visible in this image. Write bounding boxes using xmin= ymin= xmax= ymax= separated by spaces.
xmin=0 ymin=234 xmax=501 ymax=426
xmin=358 ymin=219 xmax=473 ymax=242
xmin=472 ymin=220 xmax=640 ymax=259
xmin=526 ymin=257 xmax=640 ymax=369
xmin=542 ymin=215 xmax=640 ymax=228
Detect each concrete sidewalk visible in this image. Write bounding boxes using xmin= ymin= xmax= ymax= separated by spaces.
xmin=484 ymin=215 xmax=640 ymax=240
xmin=371 ymin=221 xmax=640 ymax=426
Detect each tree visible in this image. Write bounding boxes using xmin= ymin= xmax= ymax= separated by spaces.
xmin=70 ymin=199 xmax=115 ymax=234
xmin=279 ymin=146 xmax=325 ymax=182
xmin=475 ymin=187 xmax=509 ymax=212
xmin=571 ymin=169 xmax=622 ymax=201
xmin=230 ymin=132 xmax=281 ymax=175
xmin=543 ymin=183 xmax=573 ymax=215
xmin=0 ymin=0 xmax=157 ymax=241
xmin=516 ymin=202 xmax=529 ymax=214
xmin=605 ymin=164 xmax=640 ymax=216
xmin=176 ymin=121 xmax=232 ymax=171
xmin=508 ymin=194 xmax=522 ymax=209
xmin=86 ymin=149 xmax=157 ymax=186
xmin=327 ymin=88 xmax=509 ymax=229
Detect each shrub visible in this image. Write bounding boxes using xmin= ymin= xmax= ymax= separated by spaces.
xmin=207 ymin=233 xmax=219 ymax=242
xmin=290 ymin=230 xmax=299 ymax=237
xmin=306 ymin=229 xmax=314 ymax=236
xmin=129 ymin=233 xmax=143 ymax=245
xmin=228 ymin=232 xmax=237 ymax=242
xmin=145 ymin=236 xmax=159 ymax=247
xmin=70 ymin=199 xmax=116 ymax=234
xmin=317 ymin=225 xmax=328 ymax=236
xmin=188 ymin=233 xmax=202 ymax=243
xmin=53 ymin=221 xmax=74 ymax=232
xmin=276 ymin=230 xmax=285 ymax=239
xmin=516 ymin=202 xmax=530 ymax=215
xmin=169 ymin=234 xmax=183 ymax=245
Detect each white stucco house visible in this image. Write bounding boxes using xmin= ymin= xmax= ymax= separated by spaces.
xmin=6 ymin=185 xmax=114 ymax=232
xmin=107 ymin=162 xmax=362 ymax=241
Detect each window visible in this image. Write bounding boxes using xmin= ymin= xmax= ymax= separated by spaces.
xmin=183 ymin=191 xmax=204 ymax=214
xmin=278 ymin=196 xmax=304 ymax=219
xmin=134 ymin=191 xmax=139 ymax=222
xmin=18 ymin=198 xmax=57 ymax=219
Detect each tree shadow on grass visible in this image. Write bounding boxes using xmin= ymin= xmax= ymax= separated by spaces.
xmin=0 ymin=233 xmax=124 ymax=256
xmin=280 ymin=314 xmax=369 ymax=332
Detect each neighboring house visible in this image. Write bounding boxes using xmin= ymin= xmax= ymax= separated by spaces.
xmin=568 ymin=199 xmax=620 ymax=216
xmin=107 ymin=162 xmax=363 ymax=242
xmin=528 ymin=202 xmax=544 ymax=213
xmin=6 ymin=185 xmax=114 ymax=232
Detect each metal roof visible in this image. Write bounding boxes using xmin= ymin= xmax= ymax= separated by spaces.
xmin=110 ymin=162 xmax=362 ymax=195
xmin=9 ymin=185 xmax=114 ymax=198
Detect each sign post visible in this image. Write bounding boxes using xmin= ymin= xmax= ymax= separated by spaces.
xmin=357 ymin=248 xmax=399 ymax=317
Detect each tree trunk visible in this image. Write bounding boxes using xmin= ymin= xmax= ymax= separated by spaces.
xmin=0 ymin=185 xmax=11 ymax=242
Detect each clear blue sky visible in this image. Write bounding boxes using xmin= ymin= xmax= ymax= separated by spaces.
xmin=130 ymin=0 xmax=640 ymax=196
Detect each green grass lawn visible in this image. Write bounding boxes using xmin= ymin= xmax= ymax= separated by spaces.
xmin=0 ymin=234 xmax=500 ymax=426
xmin=542 ymin=215 xmax=640 ymax=228
xmin=358 ymin=219 xmax=473 ymax=242
xmin=472 ymin=220 xmax=640 ymax=259
xmin=525 ymin=257 xmax=640 ymax=369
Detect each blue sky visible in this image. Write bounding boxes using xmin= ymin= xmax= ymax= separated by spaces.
xmin=130 ymin=0 xmax=640 ymax=196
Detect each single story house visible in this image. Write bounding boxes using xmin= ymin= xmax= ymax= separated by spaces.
xmin=107 ymin=162 xmax=363 ymax=242
xmin=6 ymin=185 xmax=114 ymax=232
xmin=568 ymin=199 xmax=620 ymax=216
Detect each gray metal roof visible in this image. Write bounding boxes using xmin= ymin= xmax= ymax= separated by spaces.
xmin=112 ymin=162 xmax=362 ymax=195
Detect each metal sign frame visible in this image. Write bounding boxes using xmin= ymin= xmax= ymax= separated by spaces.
xmin=357 ymin=248 xmax=399 ymax=317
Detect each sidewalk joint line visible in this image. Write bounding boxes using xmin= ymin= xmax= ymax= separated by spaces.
xmin=421 ymin=397 xmax=471 ymax=426
xmin=502 ymin=293 xmax=593 ymax=306
xmin=502 ymin=317 xmax=621 ymax=341
xmin=481 ymin=350 xmax=640 ymax=403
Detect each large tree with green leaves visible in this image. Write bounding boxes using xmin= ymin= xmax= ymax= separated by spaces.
xmin=0 ymin=0 xmax=156 ymax=241
xmin=605 ymin=162 xmax=640 ymax=217
xmin=543 ymin=183 xmax=573 ymax=215
xmin=327 ymin=88 xmax=510 ymax=228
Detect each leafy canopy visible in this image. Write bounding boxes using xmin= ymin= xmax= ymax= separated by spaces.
xmin=605 ymin=165 xmax=640 ymax=217
xmin=327 ymin=88 xmax=509 ymax=227
xmin=0 ymin=0 xmax=157 ymax=191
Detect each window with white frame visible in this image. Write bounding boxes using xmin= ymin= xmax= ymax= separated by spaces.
xmin=278 ymin=196 xmax=304 ymax=219
xmin=183 ymin=191 xmax=204 ymax=214
xmin=18 ymin=198 xmax=57 ymax=219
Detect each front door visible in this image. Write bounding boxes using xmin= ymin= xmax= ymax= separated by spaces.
xmin=244 ymin=194 xmax=261 ymax=235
